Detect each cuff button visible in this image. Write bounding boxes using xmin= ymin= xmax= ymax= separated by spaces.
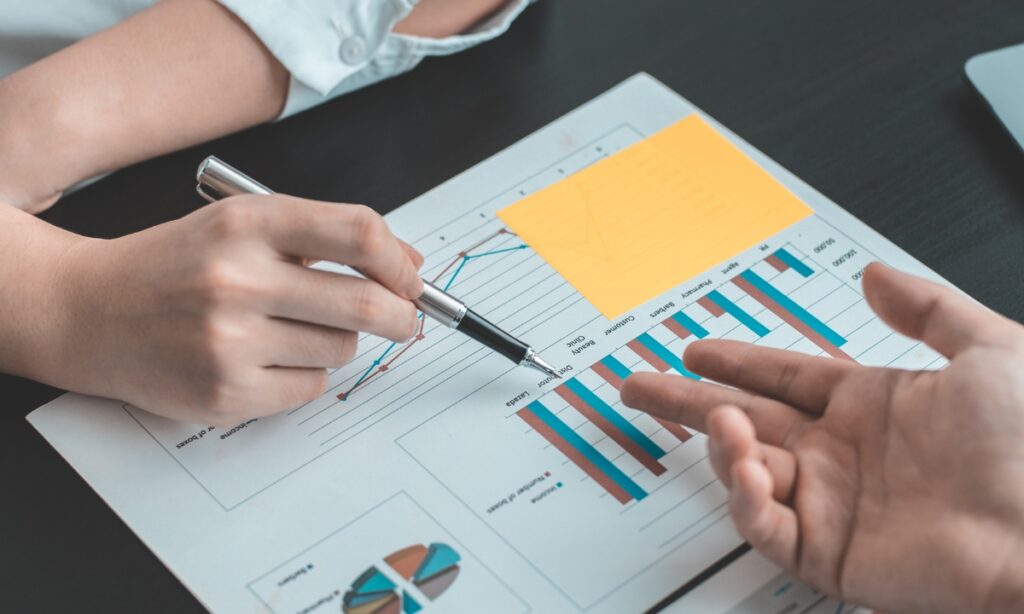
xmin=339 ymin=36 xmax=367 ymax=65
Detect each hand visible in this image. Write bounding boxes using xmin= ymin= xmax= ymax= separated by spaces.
xmin=48 ymin=195 xmax=423 ymax=426
xmin=621 ymin=263 xmax=1024 ymax=613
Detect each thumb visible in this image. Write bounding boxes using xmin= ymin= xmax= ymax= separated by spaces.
xmin=863 ymin=262 xmax=1007 ymax=358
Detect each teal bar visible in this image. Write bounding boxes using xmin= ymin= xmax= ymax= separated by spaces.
xmin=670 ymin=311 xmax=709 ymax=338
xmin=528 ymin=401 xmax=647 ymax=501
xmin=739 ymin=270 xmax=847 ymax=347
xmin=774 ymin=248 xmax=813 ymax=277
xmin=564 ymin=378 xmax=666 ymax=459
xmin=599 ymin=355 xmax=632 ymax=380
xmin=635 ymin=333 xmax=699 ymax=379
xmin=707 ymin=290 xmax=771 ymax=336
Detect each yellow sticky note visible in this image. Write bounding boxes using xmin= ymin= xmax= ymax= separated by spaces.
xmin=497 ymin=115 xmax=813 ymax=318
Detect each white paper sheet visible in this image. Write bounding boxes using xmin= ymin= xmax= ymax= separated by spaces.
xmin=28 ymin=74 xmax=938 ymax=613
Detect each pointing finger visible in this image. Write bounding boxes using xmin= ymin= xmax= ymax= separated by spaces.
xmin=621 ymin=371 xmax=809 ymax=448
xmin=685 ymin=339 xmax=855 ymax=415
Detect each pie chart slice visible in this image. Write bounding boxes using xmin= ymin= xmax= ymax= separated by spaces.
xmin=343 ymin=566 xmax=400 ymax=614
xmin=384 ymin=545 xmax=429 ymax=581
xmin=412 ymin=544 xmax=460 ymax=584
xmin=414 ymin=566 xmax=460 ymax=601
xmin=401 ymin=590 xmax=422 ymax=614
xmin=351 ymin=567 xmax=398 ymax=594
xmin=344 ymin=592 xmax=400 ymax=614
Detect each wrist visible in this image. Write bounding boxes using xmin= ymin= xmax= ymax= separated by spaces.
xmin=0 ymin=72 xmax=86 ymax=210
xmin=0 ymin=205 xmax=94 ymax=384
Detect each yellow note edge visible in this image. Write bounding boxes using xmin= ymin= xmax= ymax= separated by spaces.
xmin=497 ymin=115 xmax=813 ymax=318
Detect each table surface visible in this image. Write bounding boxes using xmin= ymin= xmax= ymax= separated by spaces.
xmin=4 ymin=1 xmax=1024 ymax=611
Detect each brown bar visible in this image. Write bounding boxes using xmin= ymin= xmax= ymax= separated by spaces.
xmin=555 ymin=386 xmax=667 ymax=476
xmin=627 ymin=339 xmax=671 ymax=372
xmin=655 ymin=417 xmax=693 ymax=443
xmin=732 ymin=275 xmax=854 ymax=361
xmin=592 ymin=362 xmax=624 ymax=390
xmin=517 ymin=407 xmax=633 ymax=504
xmin=765 ymin=253 xmax=789 ymax=273
xmin=662 ymin=317 xmax=692 ymax=341
xmin=698 ymin=295 xmax=725 ymax=317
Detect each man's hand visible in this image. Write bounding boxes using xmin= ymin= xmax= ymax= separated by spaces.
xmin=621 ymin=263 xmax=1024 ymax=613
xmin=41 ymin=196 xmax=423 ymax=426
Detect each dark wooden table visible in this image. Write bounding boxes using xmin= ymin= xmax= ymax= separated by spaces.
xmin=3 ymin=1 xmax=1023 ymax=611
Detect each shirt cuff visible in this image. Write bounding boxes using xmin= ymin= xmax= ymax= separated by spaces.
xmin=389 ymin=0 xmax=530 ymax=56
xmin=221 ymin=0 xmax=532 ymax=119
xmin=216 ymin=0 xmax=416 ymax=97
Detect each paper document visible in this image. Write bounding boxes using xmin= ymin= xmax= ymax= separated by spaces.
xmin=29 ymin=74 xmax=939 ymax=613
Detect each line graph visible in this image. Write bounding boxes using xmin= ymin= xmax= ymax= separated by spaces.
xmin=337 ymin=229 xmax=529 ymax=401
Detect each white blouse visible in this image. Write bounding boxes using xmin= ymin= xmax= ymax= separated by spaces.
xmin=0 ymin=0 xmax=530 ymax=118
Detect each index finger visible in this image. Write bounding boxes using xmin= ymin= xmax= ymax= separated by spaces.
xmin=263 ymin=196 xmax=423 ymax=299
xmin=620 ymin=371 xmax=810 ymax=448
xmin=684 ymin=339 xmax=856 ymax=414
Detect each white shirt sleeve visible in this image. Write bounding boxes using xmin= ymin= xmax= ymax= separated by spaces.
xmin=215 ymin=0 xmax=531 ymax=119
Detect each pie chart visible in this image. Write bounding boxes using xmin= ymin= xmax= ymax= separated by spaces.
xmin=342 ymin=543 xmax=461 ymax=613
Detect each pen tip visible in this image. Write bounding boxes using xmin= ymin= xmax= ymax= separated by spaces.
xmin=525 ymin=353 xmax=560 ymax=379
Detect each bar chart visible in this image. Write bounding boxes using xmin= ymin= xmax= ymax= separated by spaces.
xmin=398 ymin=221 xmax=945 ymax=608
xmin=512 ymin=247 xmax=857 ymax=505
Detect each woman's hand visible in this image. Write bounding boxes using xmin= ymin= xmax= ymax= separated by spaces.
xmin=48 ymin=195 xmax=423 ymax=426
xmin=621 ymin=264 xmax=1024 ymax=613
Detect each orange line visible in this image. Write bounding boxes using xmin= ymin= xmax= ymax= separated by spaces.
xmin=430 ymin=228 xmax=510 ymax=284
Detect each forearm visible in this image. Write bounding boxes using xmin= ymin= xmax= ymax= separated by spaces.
xmin=0 ymin=0 xmax=516 ymax=211
xmin=0 ymin=205 xmax=90 ymax=382
xmin=0 ymin=0 xmax=289 ymax=209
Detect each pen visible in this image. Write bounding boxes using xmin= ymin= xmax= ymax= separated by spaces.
xmin=195 ymin=156 xmax=561 ymax=380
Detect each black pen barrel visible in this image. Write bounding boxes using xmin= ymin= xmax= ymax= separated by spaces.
xmin=456 ymin=309 xmax=530 ymax=364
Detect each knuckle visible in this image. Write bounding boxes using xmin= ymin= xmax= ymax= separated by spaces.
xmin=195 ymin=380 xmax=242 ymax=426
xmin=193 ymin=259 xmax=255 ymax=306
xmin=775 ymin=361 xmax=800 ymax=400
xmin=205 ymin=199 xmax=259 ymax=240
xmin=336 ymin=332 xmax=359 ymax=365
xmin=187 ymin=321 xmax=254 ymax=425
xmin=352 ymin=283 xmax=389 ymax=328
xmin=397 ymin=302 xmax=418 ymax=339
xmin=297 ymin=370 xmax=329 ymax=404
xmin=350 ymin=206 xmax=389 ymax=258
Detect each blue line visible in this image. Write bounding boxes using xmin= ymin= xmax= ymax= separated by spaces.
xmin=635 ymin=333 xmax=699 ymax=379
xmin=834 ymin=601 xmax=845 ymax=614
xmin=563 ymin=378 xmax=666 ymax=459
xmin=740 ymin=270 xmax=846 ymax=346
xmin=773 ymin=581 xmax=792 ymax=596
xmin=527 ymin=401 xmax=647 ymax=501
xmin=599 ymin=355 xmax=633 ymax=380
xmin=669 ymin=310 xmax=709 ymax=338
xmin=443 ymin=244 xmax=527 ymax=291
xmin=774 ymin=247 xmax=813 ymax=277
xmin=706 ymin=290 xmax=770 ymax=337
xmin=443 ymin=257 xmax=470 ymax=291
xmin=464 ymin=244 xmax=528 ymax=259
